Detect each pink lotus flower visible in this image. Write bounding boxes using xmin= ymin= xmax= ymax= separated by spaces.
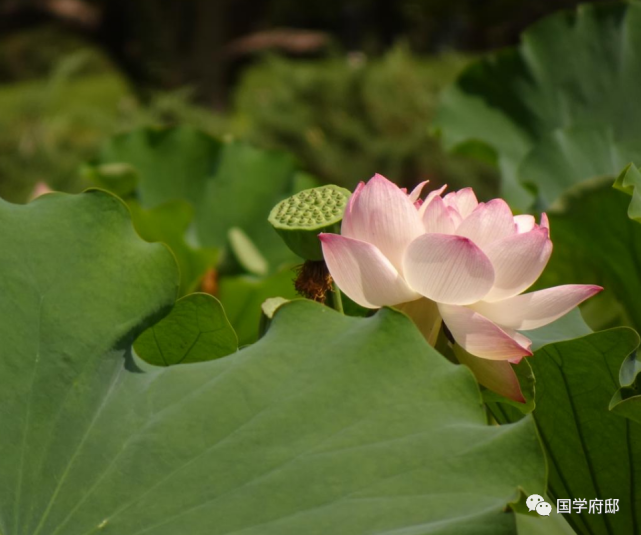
xmin=320 ymin=174 xmax=601 ymax=362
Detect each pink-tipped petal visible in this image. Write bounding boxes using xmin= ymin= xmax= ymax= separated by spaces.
xmin=482 ymin=227 xmax=553 ymax=302
xmin=342 ymin=174 xmax=423 ymax=271
xmin=514 ymin=214 xmax=536 ymax=233
xmin=425 ymin=184 xmax=447 ymax=203
xmin=320 ymin=234 xmax=419 ymax=308
xmin=439 ymin=304 xmax=533 ymax=360
xmin=455 ymin=199 xmax=516 ymax=250
xmin=443 ymin=188 xmax=478 ymax=218
xmin=422 ymin=195 xmax=458 ymax=235
xmin=540 ymin=212 xmax=549 ymax=230
xmin=408 ymin=180 xmax=429 ymax=203
xmin=340 ymin=181 xmax=365 ymax=237
xmin=506 ymin=329 xmax=534 ymax=352
xmin=403 ymin=234 xmax=495 ymax=305
xmin=470 ymin=284 xmax=603 ymax=331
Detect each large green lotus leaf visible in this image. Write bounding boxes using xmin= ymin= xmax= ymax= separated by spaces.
xmin=516 ymin=510 xmax=575 ymax=535
xmin=134 ymin=293 xmax=238 ymax=366
xmin=0 ymin=191 xmax=547 ymax=535
xmin=434 ymin=2 xmax=641 ymax=208
xmin=535 ymin=177 xmax=641 ymax=332
xmin=0 ymin=190 xmax=179 ymax=534
xmin=492 ymin=328 xmax=641 ymax=535
xmin=517 ymin=127 xmax=641 ymax=208
xmin=606 ymin=162 xmax=641 ymax=425
xmin=97 ymin=126 xmax=303 ymax=272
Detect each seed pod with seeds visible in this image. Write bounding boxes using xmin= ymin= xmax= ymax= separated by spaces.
xmin=268 ymin=185 xmax=351 ymax=261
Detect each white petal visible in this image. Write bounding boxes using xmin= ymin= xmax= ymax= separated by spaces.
xmin=422 ymin=196 xmax=457 ymax=234
xmin=470 ymin=284 xmax=603 ymax=331
xmin=456 ymin=199 xmax=516 ymax=250
xmin=482 ymin=227 xmax=553 ymax=302
xmin=403 ymin=234 xmax=495 ymax=305
xmin=320 ymin=234 xmax=419 ymax=308
xmin=514 ymin=214 xmax=535 ymax=233
xmin=443 ymin=188 xmax=478 ymax=218
xmin=439 ymin=304 xmax=533 ymax=360
xmin=342 ymin=174 xmax=423 ymax=271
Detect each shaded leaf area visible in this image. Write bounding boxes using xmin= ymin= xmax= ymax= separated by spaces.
xmin=218 ymin=268 xmax=298 ymax=346
xmin=0 ymin=191 xmax=546 ymax=535
xmin=610 ymin=350 xmax=641 ymax=426
xmin=535 ymin=179 xmax=641 ymax=332
xmin=492 ymin=329 xmax=641 ymax=535
xmin=134 ymin=293 xmax=238 ymax=366
xmin=434 ymin=2 xmax=641 ymax=209
xmin=81 ymin=162 xmax=139 ymax=199
xmin=614 ymin=162 xmax=641 ymax=223
xmin=128 ymin=200 xmax=218 ymax=295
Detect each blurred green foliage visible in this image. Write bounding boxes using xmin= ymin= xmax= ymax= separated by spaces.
xmin=0 ymin=29 xmax=498 ymax=203
xmin=0 ymin=56 xmax=227 ymax=201
xmin=0 ymin=28 xmax=226 ymax=202
xmin=231 ymin=46 xmax=498 ymax=196
xmin=0 ymin=52 xmax=125 ymax=200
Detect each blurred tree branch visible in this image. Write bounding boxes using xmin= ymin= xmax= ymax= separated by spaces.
xmin=0 ymin=0 xmax=100 ymax=32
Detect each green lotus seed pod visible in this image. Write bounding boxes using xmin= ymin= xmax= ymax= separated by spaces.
xmin=269 ymin=185 xmax=352 ymax=261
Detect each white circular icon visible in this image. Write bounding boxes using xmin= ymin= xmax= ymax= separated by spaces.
xmin=526 ymin=494 xmax=545 ymax=512
xmin=536 ymin=502 xmax=552 ymax=516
